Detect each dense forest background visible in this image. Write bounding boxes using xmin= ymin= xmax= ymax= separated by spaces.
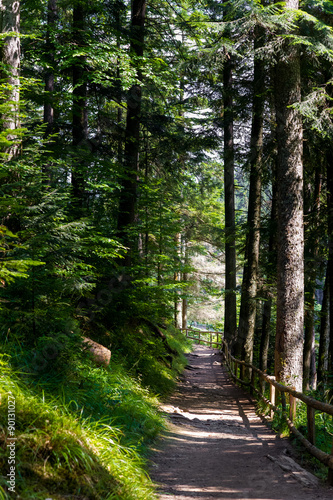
xmin=2 ymin=0 xmax=333 ymax=393
xmin=1 ymin=0 xmax=333 ymax=496
xmin=2 ymin=0 xmax=333 ymax=392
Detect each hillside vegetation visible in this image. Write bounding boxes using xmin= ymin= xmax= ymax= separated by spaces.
xmin=0 ymin=323 xmax=190 ymax=499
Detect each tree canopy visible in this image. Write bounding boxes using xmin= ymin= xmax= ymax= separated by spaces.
xmin=1 ymin=0 xmax=333 ymax=395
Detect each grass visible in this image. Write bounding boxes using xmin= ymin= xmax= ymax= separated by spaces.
xmin=0 ymin=323 xmax=191 ymax=499
xmin=0 ymin=356 xmax=157 ymax=499
xmin=255 ymin=385 xmax=333 ymax=481
xmin=107 ymin=321 xmax=191 ymax=397
xmin=289 ymin=399 xmax=333 ymax=481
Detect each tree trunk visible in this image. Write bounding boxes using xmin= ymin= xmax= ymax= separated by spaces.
xmin=174 ymin=233 xmax=182 ymax=329
xmin=71 ymin=1 xmax=88 ymax=214
xmin=327 ymin=150 xmax=333 ymax=381
xmin=0 ymin=0 xmax=20 ymax=158
xmin=44 ymin=0 xmax=56 ymax=137
xmin=223 ymin=47 xmax=237 ymax=348
xmin=235 ymin=28 xmax=265 ymax=369
xmin=43 ymin=0 xmax=57 ymax=185
xmin=303 ymin=296 xmax=316 ymax=391
xmin=115 ymin=0 xmax=125 ymax=164
xmin=303 ymin=169 xmax=321 ymax=391
xmin=117 ymin=0 xmax=146 ymax=267
xmin=260 ymin=294 xmax=271 ymax=371
xmin=260 ymin=176 xmax=277 ymax=374
xmin=274 ymin=0 xmax=304 ymax=393
xmin=182 ymin=235 xmax=188 ymax=330
xmin=260 ymin=64 xmax=278 ymax=377
xmin=317 ymin=264 xmax=330 ymax=386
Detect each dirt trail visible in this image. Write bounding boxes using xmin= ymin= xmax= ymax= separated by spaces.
xmin=149 ymin=345 xmax=333 ymax=500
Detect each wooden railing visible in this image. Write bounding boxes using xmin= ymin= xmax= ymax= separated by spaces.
xmin=181 ymin=328 xmax=222 ymax=347
xmin=183 ymin=328 xmax=333 ymax=485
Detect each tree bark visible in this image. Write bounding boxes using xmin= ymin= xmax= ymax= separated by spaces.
xmin=235 ymin=28 xmax=265 ymax=369
xmin=117 ymin=0 xmax=146 ymax=267
xmin=260 ymin=64 xmax=278 ymax=377
xmin=223 ymin=50 xmax=237 ymax=348
xmin=317 ymin=264 xmax=330 ymax=386
xmin=0 ymin=0 xmax=20 ymax=158
xmin=43 ymin=0 xmax=56 ymax=137
xmin=71 ymin=1 xmax=88 ymax=214
xmin=274 ymin=0 xmax=304 ymax=392
xmin=114 ymin=0 xmax=125 ymax=164
xmin=303 ymin=169 xmax=321 ymax=391
xmin=260 ymin=177 xmax=277 ymax=374
xmin=42 ymin=0 xmax=57 ymax=185
xmin=327 ymin=150 xmax=333 ymax=381
xmin=182 ymin=235 xmax=188 ymax=330
xmin=174 ymin=233 xmax=182 ymax=329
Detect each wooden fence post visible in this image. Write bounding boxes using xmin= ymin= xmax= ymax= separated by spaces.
xmin=307 ymin=406 xmax=316 ymax=445
xmin=260 ymin=374 xmax=265 ymax=396
xmin=289 ymin=388 xmax=297 ymax=422
xmin=270 ymin=379 xmax=276 ymax=419
xmin=212 ymin=329 xmax=333 ymax=483
xmin=328 ymin=440 xmax=333 ymax=486
xmin=250 ymin=369 xmax=255 ymax=395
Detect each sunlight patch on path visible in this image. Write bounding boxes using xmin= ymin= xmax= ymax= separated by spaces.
xmin=150 ymin=345 xmax=333 ymax=500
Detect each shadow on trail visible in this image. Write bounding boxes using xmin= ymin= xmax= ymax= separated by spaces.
xmin=152 ymin=424 xmax=293 ymax=499
xmin=150 ymin=345 xmax=333 ymax=500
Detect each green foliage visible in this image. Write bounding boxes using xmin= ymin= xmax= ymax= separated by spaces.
xmin=293 ymin=85 xmax=333 ymax=137
xmin=106 ymin=321 xmax=190 ymax=396
xmin=0 ymin=354 xmax=159 ymax=499
xmin=262 ymin=394 xmax=333 ymax=480
xmin=0 ymin=320 xmax=189 ymax=498
xmin=0 ymin=225 xmax=44 ymax=283
xmin=2 ymin=0 xmax=333 ymax=492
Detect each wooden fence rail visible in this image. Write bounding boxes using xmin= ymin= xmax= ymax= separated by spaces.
xmin=181 ymin=328 xmax=222 ymax=347
xmin=182 ymin=328 xmax=333 ymax=485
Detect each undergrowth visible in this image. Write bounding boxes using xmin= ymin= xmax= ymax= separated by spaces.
xmin=289 ymin=399 xmax=333 ymax=481
xmin=0 ymin=324 xmax=191 ymax=499
xmin=256 ymin=388 xmax=333 ymax=481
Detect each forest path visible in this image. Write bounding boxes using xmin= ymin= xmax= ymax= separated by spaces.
xmin=149 ymin=345 xmax=333 ymax=500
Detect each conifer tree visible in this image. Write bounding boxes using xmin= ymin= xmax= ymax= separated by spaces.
xmin=117 ymin=0 xmax=147 ymax=267
xmin=0 ymin=0 xmax=20 ymax=158
xmin=274 ymin=0 xmax=304 ymax=392
xmin=43 ymin=0 xmax=56 ymax=138
xmin=71 ymin=0 xmax=88 ymax=214
xmin=303 ymin=164 xmax=322 ymax=390
xmin=236 ymin=26 xmax=265 ymax=366
xmin=327 ymin=150 xmax=333 ymax=380
xmin=223 ymin=0 xmax=237 ymax=348
xmin=318 ymin=265 xmax=330 ymax=385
